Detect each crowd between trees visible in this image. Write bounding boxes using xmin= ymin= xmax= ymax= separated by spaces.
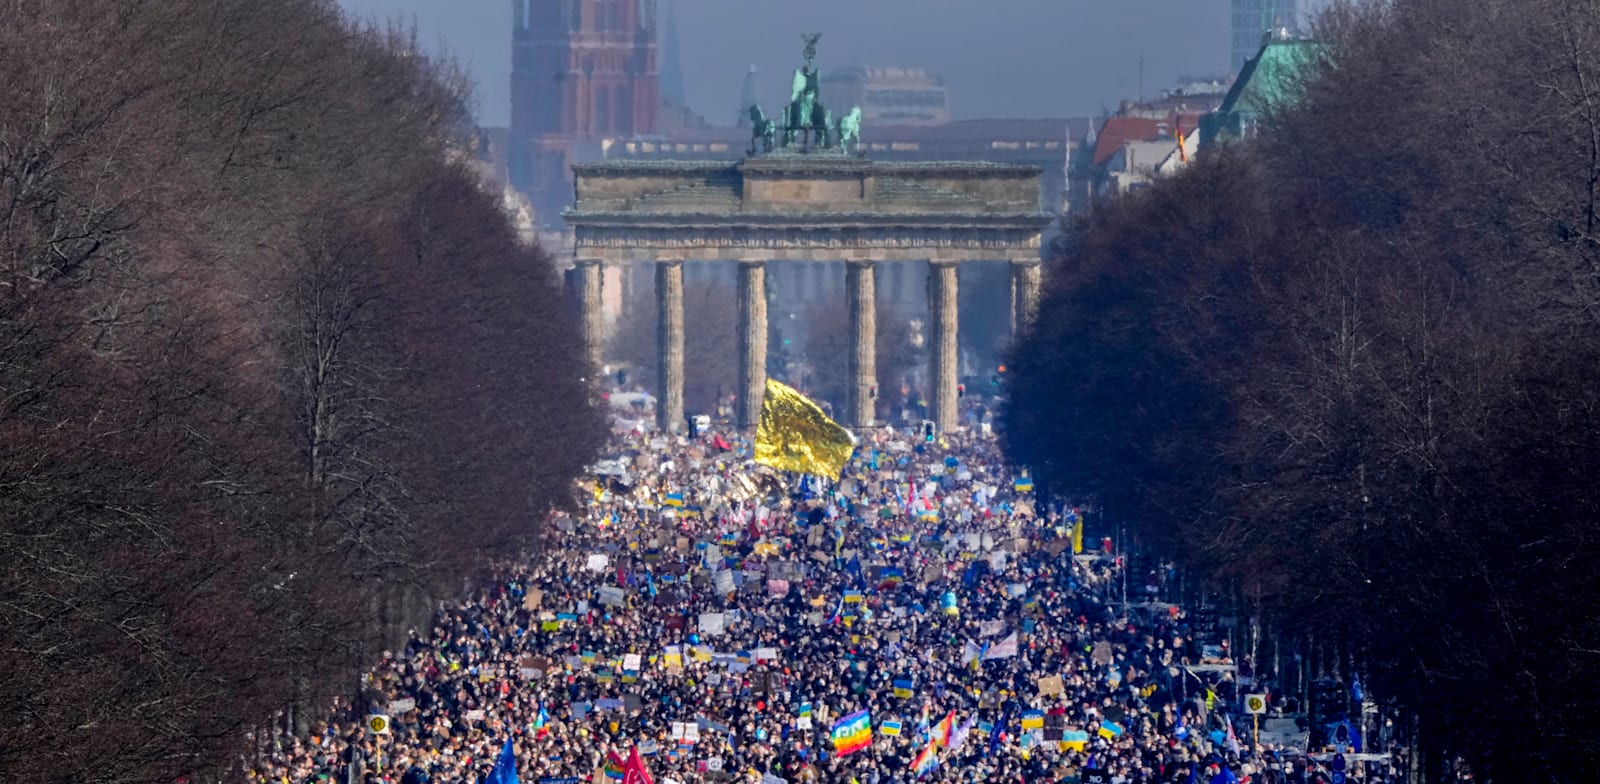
xmin=1003 ymin=1 xmax=1600 ymax=781
xmin=0 ymin=2 xmax=603 ymax=783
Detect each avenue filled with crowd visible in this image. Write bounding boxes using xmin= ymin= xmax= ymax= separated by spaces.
xmin=248 ymin=403 xmax=1398 ymax=784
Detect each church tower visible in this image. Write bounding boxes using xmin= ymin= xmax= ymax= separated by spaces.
xmin=658 ymin=0 xmax=686 ymax=108
xmin=510 ymin=0 xmax=660 ymax=226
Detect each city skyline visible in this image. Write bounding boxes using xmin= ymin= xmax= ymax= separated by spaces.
xmin=338 ymin=0 xmax=1233 ymax=129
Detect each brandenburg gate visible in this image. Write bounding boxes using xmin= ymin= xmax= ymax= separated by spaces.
xmin=564 ymin=36 xmax=1052 ymax=434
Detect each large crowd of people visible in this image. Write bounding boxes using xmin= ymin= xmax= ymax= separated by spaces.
xmin=248 ymin=400 xmax=1401 ymax=784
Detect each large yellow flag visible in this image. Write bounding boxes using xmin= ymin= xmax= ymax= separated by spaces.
xmin=754 ymin=379 xmax=856 ymax=479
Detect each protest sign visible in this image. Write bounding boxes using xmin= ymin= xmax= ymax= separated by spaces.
xmin=1092 ymin=641 xmax=1114 ymax=665
xmin=699 ymin=612 xmax=726 ymax=636
xmin=586 ymin=553 xmax=609 ymax=572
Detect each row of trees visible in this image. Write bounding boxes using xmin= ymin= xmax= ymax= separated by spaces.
xmin=0 ymin=2 xmax=603 ymax=782
xmin=1004 ymin=1 xmax=1600 ymax=780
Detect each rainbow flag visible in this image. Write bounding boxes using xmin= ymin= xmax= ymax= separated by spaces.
xmin=877 ymin=567 xmax=905 ymax=591
xmin=603 ymin=750 xmax=627 ymax=780
xmin=533 ymin=703 xmax=550 ymax=737
xmin=931 ymin=711 xmax=956 ymax=747
xmin=832 ymin=710 xmax=873 ymax=756
xmin=910 ymin=741 xmax=940 ymax=778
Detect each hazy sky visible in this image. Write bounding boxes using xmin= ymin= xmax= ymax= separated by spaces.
xmin=337 ymin=0 xmax=1233 ymax=128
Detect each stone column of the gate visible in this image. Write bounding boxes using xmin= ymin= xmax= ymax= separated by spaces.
xmin=736 ymin=258 xmax=768 ymax=428
xmin=1009 ymin=256 xmax=1042 ymax=336
xmin=656 ymin=260 xmax=685 ymax=433
xmin=928 ymin=259 xmax=961 ymax=433
xmin=845 ymin=259 xmax=877 ymax=428
xmin=573 ymin=258 xmax=605 ymax=371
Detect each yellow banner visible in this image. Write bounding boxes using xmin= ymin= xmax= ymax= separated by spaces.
xmin=754 ymin=379 xmax=856 ymax=479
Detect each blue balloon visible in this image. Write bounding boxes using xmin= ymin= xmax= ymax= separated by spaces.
xmin=689 ymin=633 xmax=700 ymax=645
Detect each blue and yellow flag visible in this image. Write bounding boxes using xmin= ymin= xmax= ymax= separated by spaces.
xmin=755 ymin=379 xmax=856 ymax=479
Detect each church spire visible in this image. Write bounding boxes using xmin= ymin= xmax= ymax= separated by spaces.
xmin=659 ymin=0 xmax=687 ymax=107
xmin=736 ymin=64 xmax=759 ymax=127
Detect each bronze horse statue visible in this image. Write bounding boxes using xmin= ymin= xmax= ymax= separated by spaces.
xmin=747 ymin=106 xmax=776 ymax=154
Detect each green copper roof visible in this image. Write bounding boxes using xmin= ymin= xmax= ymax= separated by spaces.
xmin=1220 ymin=38 xmax=1322 ymax=115
xmin=1203 ymin=38 xmax=1323 ymax=146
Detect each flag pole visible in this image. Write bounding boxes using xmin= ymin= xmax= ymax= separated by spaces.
xmin=1253 ymin=713 xmax=1259 ymax=752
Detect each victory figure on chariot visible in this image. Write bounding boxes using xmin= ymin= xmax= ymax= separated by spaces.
xmin=748 ymin=34 xmax=862 ymax=156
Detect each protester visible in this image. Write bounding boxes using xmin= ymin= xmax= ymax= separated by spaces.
xmin=249 ymin=399 xmax=1397 ymax=784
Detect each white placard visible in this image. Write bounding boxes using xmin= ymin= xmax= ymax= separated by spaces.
xmin=598 ymin=586 xmax=626 ymax=606
xmin=699 ymin=612 xmax=726 ymax=636
xmin=714 ymin=570 xmax=736 ymax=595
xmin=586 ymin=553 xmax=610 ymax=572
xmin=623 ymin=653 xmax=642 ymax=671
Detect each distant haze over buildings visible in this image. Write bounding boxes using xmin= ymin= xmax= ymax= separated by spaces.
xmin=337 ymin=0 xmax=1231 ymax=127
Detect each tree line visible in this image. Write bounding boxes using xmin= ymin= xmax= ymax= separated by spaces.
xmin=0 ymin=2 xmax=603 ymax=782
xmin=1003 ymin=1 xmax=1600 ymax=780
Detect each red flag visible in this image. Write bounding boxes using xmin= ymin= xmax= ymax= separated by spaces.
xmin=712 ymin=433 xmax=733 ymax=451
xmin=623 ymin=746 xmax=655 ymax=784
